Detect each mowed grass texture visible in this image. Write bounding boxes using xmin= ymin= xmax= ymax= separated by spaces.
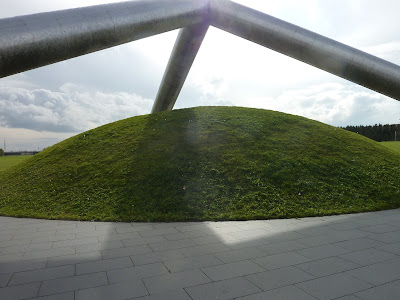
xmin=0 ymin=155 xmax=31 ymax=172
xmin=0 ymin=107 xmax=399 ymax=221
xmin=381 ymin=141 xmax=400 ymax=154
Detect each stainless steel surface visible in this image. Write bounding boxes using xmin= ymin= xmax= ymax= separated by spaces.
xmin=152 ymin=21 xmax=209 ymax=113
xmin=0 ymin=0 xmax=207 ymax=78
xmin=1 ymin=0 xmax=400 ymax=113
xmin=210 ymin=0 xmax=400 ymax=101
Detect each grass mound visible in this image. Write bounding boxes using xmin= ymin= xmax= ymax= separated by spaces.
xmin=1 ymin=106 xmax=400 ymax=221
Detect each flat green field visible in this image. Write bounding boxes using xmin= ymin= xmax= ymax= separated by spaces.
xmin=0 ymin=156 xmax=32 ymax=172
xmin=381 ymin=141 xmax=400 ymax=154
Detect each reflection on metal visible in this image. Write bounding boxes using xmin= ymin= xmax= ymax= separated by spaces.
xmin=210 ymin=0 xmax=400 ymax=103
xmin=1 ymin=0 xmax=400 ymax=113
xmin=0 ymin=0 xmax=207 ymax=77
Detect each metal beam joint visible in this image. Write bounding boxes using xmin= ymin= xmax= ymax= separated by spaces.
xmin=1 ymin=0 xmax=400 ymax=113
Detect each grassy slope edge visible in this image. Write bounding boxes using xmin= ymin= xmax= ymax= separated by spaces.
xmin=0 ymin=106 xmax=399 ymax=221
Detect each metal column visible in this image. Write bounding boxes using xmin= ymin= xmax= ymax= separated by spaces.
xmin=152 ymin=21 xmax=209 ymax=113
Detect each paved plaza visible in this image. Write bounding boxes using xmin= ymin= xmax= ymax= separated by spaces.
xmin=1 ymin=209 xmax=400 ymax=299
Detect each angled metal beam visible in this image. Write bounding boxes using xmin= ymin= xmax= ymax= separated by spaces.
xmin=210 ymin=0 xmax=400 ymax=101
xmin=152 ymin=21 xmax=209 ymax=113
xmin=0 ymin=0 xmax=208 ymax=78
xmin=1 ymin=0 xmax=400 ymax=111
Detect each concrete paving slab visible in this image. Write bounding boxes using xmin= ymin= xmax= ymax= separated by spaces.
xmin=214 ymin=247 xmax=267 ymax=264
xmin=136 ymin=289 xmax=191 ymax=300
xmin=51 ymin=237 xmax=98 ymax=248
xmin=236 ymin=285 xmax=317 ymax=299
xmin=1 ymin=242 xmax=52 ymax=255
xmin=101 ymin=244 xmax=152 ymax=259
xmin=202 ymin=259 xmax=265 ymax=281
xmin=97 ymin=232 xmax=141 ymax=242
xmin=191 ymin=233 xmax=236 ymax=246
xmin=115 ymin=224 xmax=153 ymax=233
xmin=355 ymin=280 xmax=400 ymax=300
xmin=130 ymin=249 xmax=185 ymax=266
xmin=38 ymin=272 xmax=108 ymax=296
xmin=75 ymin=240 xmax=124 ymax=254
xmin=0 ymin=282 xmax=41 ymax=300
xmin=226 ymin=236 xmax=270 ymax=250
xmin=148 ymin=238 xmax=197 ymax=252
xmin=345 ymin=257 xmax=400 ymax=286
xmin=295 ymin=256 xmax=360 ymax=277
xmin=367 ymin=230 xmax=400 ymax=243
xmin=31 ymin=291 xmax=74 ymax=299
xmin=163 ymin=230 xmax=209 ymax=241
xmin=22 ymin=246 xmax=75 ymax=260
xmin=360 ymin=224 xmax=400 ymax=234
xmin=0 ymin=238 xmax=32 ymax=248
xmin=296 ymin=244 xmax=350 ymax=260
xmin=46 ymin=251 xmax=102 ymax=268
xmin=31 ymin=233 xmax=76 ymax=244
xmin=185 ymin=277 xmax=262 ymax=299
xmin=256 ymin=240 xmax=308 ymax=255
xmin=76 ymin=256 xmax=133 ymax=275
xmin=326 ymin=221 xmax=364 ymax=231
xmin=295 ymin=273 xmax=372 ymax=300
xmin=75 ymin=281 xmax=148 ymax=300
xmin=138 ymin=227 xmax=179 ymax=237
xmin=107 ymin=262 xmax=170 ymax=283
xmin=0 ymin=273 xmax=11 ymax=287
xmin=9 ymin=265 xmax=74 ymax=286
xmin=180 ymin=242 xmax=231 ymax=258
xmin=0 ymin=258 xmax=46 ymax=274
xmin=0 ymin=252 xmax=23 ymax=262
xmin=164 ymin=254 xmax=223 ymax=273
xmin=334 ymin=296 xmax=360 ymax=300
xmin=142 ymin=269 xmax=211 ymax=293
xmin=252 ymin=251 xmax=311 ymax=270
xmin=377 ymin=241 xmax=400 ymax=255
xmin=245 ymin=266 xmax=314 ymax=291
xmin=332 ymin=237 xmax=386 ymax=251
xmin=121 ymin=235 xmax=167 ymax=247
xmin=1 ymin=208 xmax=400 ymax=299
xmin=339 ymin=248 xmax=398 ymax=266
xmin=29 ymin=292 xmax=75 ymax=300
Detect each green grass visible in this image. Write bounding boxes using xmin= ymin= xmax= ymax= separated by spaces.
xmin=381 ymin=141 xmax=400 ymax=154
xmin=0 ymin=155 xmax=32 ymax=172
xmin=1 ymin=106 xmax=400 ymax=221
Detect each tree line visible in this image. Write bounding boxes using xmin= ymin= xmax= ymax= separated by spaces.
xmin=341 ymin=123 xmax=399 ymax=142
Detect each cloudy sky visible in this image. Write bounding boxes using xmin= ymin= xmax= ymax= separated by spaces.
xmin=1 ymin=0 xmax=400 ymax=151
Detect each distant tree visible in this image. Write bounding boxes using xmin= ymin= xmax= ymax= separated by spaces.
xmin=0 ymin=148 xmax=4 ymax=156
xmin=341 ymin=123 xmax=400 ymax=142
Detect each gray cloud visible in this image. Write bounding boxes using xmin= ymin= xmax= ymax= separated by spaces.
xmin=15 ymin=43 xmax=166 ymax=99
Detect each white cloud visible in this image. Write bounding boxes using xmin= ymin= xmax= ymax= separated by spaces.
xmin=0 ymin=127 xmax=73 ymax=152
xmin=233 ymin=83 xmax=400 ymax=126
xmin=0 ymin=83 xmax=153 ymax=133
